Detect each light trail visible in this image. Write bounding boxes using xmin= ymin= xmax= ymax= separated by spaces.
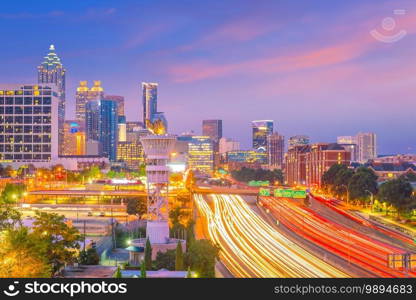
xmin=260 ymin=196 xmax=415 ymax=278
xmin=194 ymin=194 xmax=348 ymax=278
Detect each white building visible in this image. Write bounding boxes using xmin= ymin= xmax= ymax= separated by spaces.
xmin=0 ymin=84 xmax=59 ymax=166
xmin=219 ymin=137 xmax=240 ymax=155
xmin=356 ymin=132 xmax=377 ymax=163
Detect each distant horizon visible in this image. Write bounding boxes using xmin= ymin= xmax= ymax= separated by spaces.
xmin=0 ymin=0 xmax=414 ymax=154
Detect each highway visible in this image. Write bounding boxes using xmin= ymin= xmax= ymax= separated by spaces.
xmin=260 ymin=196 xmax=415 ymax=278
xmin=194 ymin=194 xmax=348 ymax=278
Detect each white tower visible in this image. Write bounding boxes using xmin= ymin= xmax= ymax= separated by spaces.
xmin=140 ymin=135 xmax=176 ymax=244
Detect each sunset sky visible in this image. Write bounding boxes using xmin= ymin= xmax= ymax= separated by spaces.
xmin=0 ymin=0 xmax=415 ymax=153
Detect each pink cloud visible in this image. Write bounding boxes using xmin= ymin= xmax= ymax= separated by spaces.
xmin=167 ymin=8 xmax=416 ymax=83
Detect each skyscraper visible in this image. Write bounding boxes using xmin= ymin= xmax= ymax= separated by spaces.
xmin=288 ymin=135 xmax=310 ymax=150
xmin=37 ymin=45 xmax=65 ymax=155
xmin=252 ymin=120 xmax=273 ymax=152
xmin=356 ymin=132 xmax=377 ymax=163
xmin=219 ymin=137 xmax=240 ymax=155
xmin=267 ymin=133 xmax=285 ymax=169
xmin=104 ymin=95 xmax=125 ymax=116
xmin=76 ymin=81 xmax=104 ymax=128
xmin=142 ymin=82 xmax=167 ymax=131
xmin=178 ymin=135 xmax=214 ymax=174
xmin=0 ymin=84 xmax=59 ymax=164
xmin=86 ymin=99 xmax=118 ymax=161
xmin=202 ymin=120 xmax=222 ymax=141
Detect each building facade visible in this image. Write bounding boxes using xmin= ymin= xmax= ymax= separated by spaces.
xmin=0 ymin=84 xmax=59 ymax=164
xmin=356 ymin=132 xmax=377 ymax=163
xmin=86 ymin=99 xmax=118 ymax=161
xmin=62 ymin=120 xmax=85 ymax=156
xmin=37 ymin=45 xmax=66 ymax=155
xmin=116 ymin=141 xmax=144 ymax=170
xmin=288 ymin=135 xmax=310 ymax=150
xmin=184 ymin=136 xmax=214 ymax=175
xmin=267 ymin=132 xmax=285 ymax=169
xmin=219 ymin=137 xmax=240 ymax=155
xmin=142 ymin=82 xmax=167 ymax=131
xmin=285 ymin=143 xmax=351 ymax=187
xmin=75 ymin=81 xmax=104 ymax=128
xmin=252 ymin=120 xmax=273 ymax=152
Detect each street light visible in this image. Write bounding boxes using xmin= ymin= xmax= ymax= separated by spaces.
xmin=340 ymin=184 xmax=349 ymax=207
xmin=364 ymin=189 xmax=374 ymax=212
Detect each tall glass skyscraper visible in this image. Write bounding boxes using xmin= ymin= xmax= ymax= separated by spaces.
xmin=37 ymin=45 xmax=65 ymax=155
xmin=202 ymin=120 xmax=222 ymax=142
xmin=86 ymin=99 xmax=118 ymax=161
xmin=252 ymin=120 xmax=273 ymax=152
xmin=142 ymin=82 xmax=167 ymax=131
xmin=76 ymin=81 xmax=104 ymax=129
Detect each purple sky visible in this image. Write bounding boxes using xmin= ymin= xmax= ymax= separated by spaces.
xmin=0 ymin=0 xmax=415 ymax=153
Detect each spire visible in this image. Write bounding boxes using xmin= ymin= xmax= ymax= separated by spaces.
xmin=39 ymin=44 xmax=63 ymax=69
xmin=49 ymin=44 xmax=55 ymax=51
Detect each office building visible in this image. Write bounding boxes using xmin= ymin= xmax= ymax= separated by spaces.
xmin=181 ymin=136 xmax=214 ymax=174
xmin=252 ymin=120 xmax=273 ymax=152
xmin=104 ymin=95 xmax=125 ymax=116
xmin=339 ymin=143 xmax=358 ymax=162
xmin=288 ymin=135 xmax=310 ymax=150
xmin=142 ymin=82 xmax=168 ymax=131
xmin=116 ymin=141 xmax=144 ymax=170
xmin=62 ymin=120 xmax=85 ymax=156
xmin=76 ymin=81 xmax=104 ymax=128
xmin=219 ymin=137 xmax=240 ymax=155
xmin=267 ymin=133 xmax=285 ymax=169
xmin=86 ymin=99 xmax=118 ymax=161
xmin=285 ymin=143 xmax=351 ymax=186
xmin=37 ymin=45 xmax=66 ymax=155
xmin=202 ymin=120 xmax=222 ymax=141
xmin=0 ymin=84 xmax=59 ymax=164
xmin=356 ymin=132 xmax=377 ymax=163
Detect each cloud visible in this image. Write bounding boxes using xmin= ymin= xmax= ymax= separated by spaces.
xmin=166 ymin=9 xmax=416 ymax=83
xmin=0 ymin=11 xmax=65 ymax=19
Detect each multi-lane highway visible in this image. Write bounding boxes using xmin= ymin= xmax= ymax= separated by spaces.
xmin=260 ymin=196 xmax=416 ymax=278
xmin=194 ymin=194 xmax=348 ymax=278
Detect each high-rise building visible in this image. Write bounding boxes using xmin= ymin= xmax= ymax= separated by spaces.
xmin=285 ymin=143 xmax=351 ymax=186
xmin=288 ymin=135 xmax=310 ymax=150
xmin=202 ymin=120 xmax=222 ymax=170
xmin=267 ymin=132 xmax=285 ymax=169
xmin=182 ymin=136 xmax=214 ymax=174
xmin=104 ymin=95 xmax=124 ymax=116
xmin=142 ymin=82 xmax=167 ymax=131
xmin=86 ymin=99 xmax=118 ymax=161
xmin=62 ymin=120 xmax=85 ymax=156
xmin=356 ymin=132 xmax=377 ymax=163
xmin=202 ymin=120 xmax=222 ymax=141
xmin=76 ymin=81 xmax=104 ymax=128
xmin=0 ymin=84 xmax=59 ymax=164
xmin=252 ymin=120 xmax=273 ymax=152
xmin=37 ymin=45 xmax=65 ymax=155
xmin=219 ymin=137 xmax=240 ymax=155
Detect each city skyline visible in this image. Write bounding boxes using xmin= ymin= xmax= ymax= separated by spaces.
xmin=0 ymin=0 xmax=415 ymax=154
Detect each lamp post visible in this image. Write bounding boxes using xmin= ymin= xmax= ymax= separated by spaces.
xmin=365 ymin=189 xmax=374 ymax=212
xmin=340 ymin=184 xmax=349 ymax=207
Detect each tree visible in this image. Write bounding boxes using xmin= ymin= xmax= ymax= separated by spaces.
xmin=114 ymin=266 xmax=122 ymax=278
xmin=153 ymin=249 xmax=175 ymax=270
xmin=0 ymin=227 xmax=51 ymax=278
xmin=126 ymin=197 xmax=147 ymax=216
xmin=144 ymin=238 xmax=152 ymax=270
xmin=186 ymin=266 xmax=192 ymax=278
xmin=379 ymin=178 xmax=415 ymax=219
xmin=140 ymin=261 xmax=147 ymax=278
xmin=322 ymin=164 xmax=348 ymax=192
xmin=186 ymin=239 xmax=220 ymax=278
xmin=1 ymin=183 xmax=26 ymax=203
xmin=186 ymin=221 xmax=195 ymax=251
xmin=348 ymin=167 xmax=378 ymax=204
xmin=333 ymin=168 xmax=354 ymax=197
xmin=32 ymin=211 xmax=82 ymax=273
xmin=175 ymin=241 xmax=184 ymax=271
